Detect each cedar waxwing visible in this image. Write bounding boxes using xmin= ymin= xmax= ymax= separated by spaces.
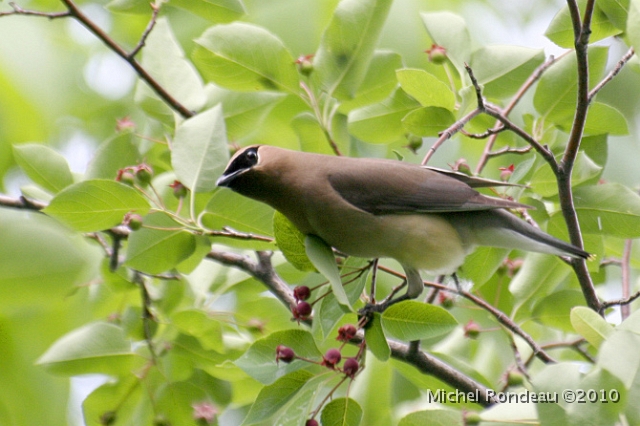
xmin=216 ymin=145 xmax=589 ymax=300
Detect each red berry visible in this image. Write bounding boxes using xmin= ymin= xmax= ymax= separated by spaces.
xmin=134 ymin=164 xmax=153 ymax=186
xmin=343 ymin=357 xmax=359 ymax=378
xmin=296 ymin=301 xmax=312 ymax=318
xmin=293 ymin=285 xmax=311 ymax=301
xmin=169 ymin=180 xmax=188 ymax=199
xmin=276 ymin=345 xmax=295 ymax=364
xmin=124 ymin=213 xmax=143 ymax=231
xmin=438 ymin=293 xmax=454 ymax=309
xmin=425 ymin=44 xmax=447 ymax=64
xmin=337 ymin=324 xmax=357 ymax=342
xmin=116 ymin=170 xmax=136 ymax=186
xmin=464 ymin=320 xmax=481 ymax=339
xmin=322 ymin=348 xmax=341 ymax=368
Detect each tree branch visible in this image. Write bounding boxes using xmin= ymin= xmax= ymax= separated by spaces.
xmin=204 ymin=248 xmax=497 ymax=405
xmin=556 ymin=0 xmax=600 ymax=313
xmin=377 ymin=265 xmax=556 ymax=364
xmin=349 ymin=332 xmax=498 ymax=406
xmin=475 ymin=52 xmax=569 ymax=174
xmin=58 ymin=0 xmax=194 ymax=119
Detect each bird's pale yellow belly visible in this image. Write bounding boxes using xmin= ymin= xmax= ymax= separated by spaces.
xmin=309 ymin=209 xmax=468 ymax=275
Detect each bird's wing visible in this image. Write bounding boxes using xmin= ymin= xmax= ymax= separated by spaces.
xmin=327 ymin=161 xmax=529 ymax=215
xmin=424 ymin=166 xmax=527 ymax=188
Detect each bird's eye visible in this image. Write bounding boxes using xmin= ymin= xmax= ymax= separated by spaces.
xmin=245 ymin=149 xmax=258 ymax=162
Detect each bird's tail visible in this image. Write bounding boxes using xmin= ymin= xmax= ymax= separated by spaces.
xmin=450 ymin=209 xmax=591 ymax=259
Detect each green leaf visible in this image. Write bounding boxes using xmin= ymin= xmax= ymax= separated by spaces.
xmin=206 ymin=86 xmax=285 ymax=140
xmin=85 ymin=133 xmax=140 ymax=180
xmin=134 ymin=18 xmax=205 ymax=117
xmin=321 ymin=397 xmax=363 ymax=426
xmin=401 ymin=106 xmax=456 ymax=137
xmin=82 ymin=375 xmax=148 ymax=426
xmin=171 ymin=309 xmax=224 ymax=353
xmin=235 ymin=329 xmax=322 ymax=384
xmin=339 ymin=50 xmax=403 ymax=112
xmin=396 ymin=69 xmax=455 ymax=110
xmin=585 ymin=102 xmax=629 ymax=135
xmin=202 ymin=189 xmax=275 ymax=249
xmin=12 ymin=143 xmax=73 ymax=193
xmin=107 ymin=0 xmax=152 ymax=14
xmin=546 ymin=1 xmax=622 ymax=48
xmin=313 ymin=0 xmax=393 ymax=100
xmin=43 ymin=179 xmax=150 ymax=232
xmin=381 ymin=301 xmax=458 ymax=341
xmin=273 ymin=211 xmax=315 ymax=272
xmin=292 ymin=112 xmax=335 ymax=155
xmin=0 ymin=209 xmax=97 ymax=308
xmin=421 ymin=12 xmax=471 ymax=71
xmin=550 ymin=183 xmax=640 ymax=238
xmin=124 ymin=212 xmax=196 ymax=274
xmin=598 ymin=329 xmax=640 ymax=388
xmin=628 ymin=0 xmax=640 ymax=52
xmin=364 ymin=313 xmax=390 ymax=361
xmin=243 ymin=370 xmax=314 ymax=425
xmin=534 ymin=47 xmax=608 ymax=128
xmin=571 ymin=368 xmax=628 ymax=425
xmin=531 ymin=151 xmax=602 ymax=197
xmin=470 ymin=46 xmax=545 ymax=99
xmin=269 ymin=374 xmax=332 ymax=425
xmin=316 ymin=257 xmax=369 ymax=338
xmin=305 ymin=235 xmax=351 ymax=310
xmin=172 ymin=105 xmax=229 ymax=193
xmin=398 ymin=409 xmax=463 ymax=426
xmin=348 ymin=88 xmax=420 ymax=143
xmin=193 ymin=22 xmax=299 ymax=93
xmin=170 ymin=0 xmax=245 ymax=22
xmin=459 ymin=246 xmax=510 ymax=288
xmin=36 ymin=322 xmax=143 ymax=376
xmin=600 ymin=0 xmax=630 ymax=29
xmin=571 ymin=306 xmax=614 ymax=348
xmin=532 ymin=290 xmax=586 ymax=332
xmin=510 ymin=253 xmax=571 ymax=319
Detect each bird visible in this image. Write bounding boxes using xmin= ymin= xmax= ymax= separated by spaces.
xmin=216 ymin=145 xmax=590 ymax=303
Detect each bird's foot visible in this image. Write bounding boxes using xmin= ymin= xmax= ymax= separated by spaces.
xmin=358 ymin=293 xmax=412 ymax=320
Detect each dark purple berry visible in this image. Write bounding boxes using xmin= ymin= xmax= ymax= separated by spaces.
xmin=322 ymin=348 xmax=341 ymax=368
xmin=276 ymin=345 xmax=295 ymax=364
xmin=343 ymin=357 xmax=359 ymax=378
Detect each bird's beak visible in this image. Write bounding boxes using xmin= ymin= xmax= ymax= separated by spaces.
xmin=216 ymin=169 xmax=242 ymax=187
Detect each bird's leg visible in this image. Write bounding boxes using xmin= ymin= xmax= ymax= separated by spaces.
xmin=359 ymin=291 xmax=412 ymax=315
xmin=451 ymin=272 xmax=462 ymax=292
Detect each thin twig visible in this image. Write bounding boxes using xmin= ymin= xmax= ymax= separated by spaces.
xmin=58 ymin=0 xmax=194 ymax=118
xmin=508 ymin=335 xmax=530 ymax=380
xmin=460 ymin=127 xmax=505 ymax=139
xmin=601 ymin=290 xmax=640 ymax=311
xmin=128 ymin=2 xmax=160 ymax=59
xmin=421 ymin=108 xmax=481 ymax=165
xmin=621 ymin=239 xmax=633 ymax=320
xmin=485 ymin=145 xmax=532 ymax=159
xmin=475 ymin=52 xmax=570 ymax=174
xmin=377 ymin=265 xmax=556 ymax=364
xmin=589 ymin=47 xmax=635 ymax=101
xmin=529 ymin=338 xmax=596 ymax=364
xmin=0 ymin=2 xmax=70 ymax=18
xmin=208 ymin=227 xmax=274 ymax=243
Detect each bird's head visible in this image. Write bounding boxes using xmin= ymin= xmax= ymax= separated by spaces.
xmin=216 ymin=145 xmax=262 ymax=189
